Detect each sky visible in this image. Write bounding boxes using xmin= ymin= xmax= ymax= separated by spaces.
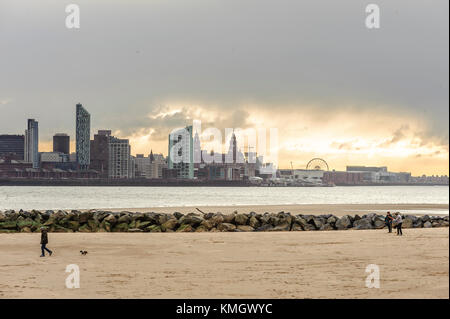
xmin=0 ymin=0 xmax=448 ymax=175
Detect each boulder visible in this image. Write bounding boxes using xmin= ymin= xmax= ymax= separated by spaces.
xmin=335 ymin=215 xmax=352 ymax=230
xmin=237 ymin=225 xmax=255 ymax=232
xmin=20 ymin=226 xmax=32 ymax=233
xmin=78 ymin=211 xmax=93 ymax=223
xmin=353 ymin=218 xmax=373 ymax=230
xmin=195 ymin=226 xmax=209 ymax=232
xmin=311 ymin=217 xmax=323 ymax=229
xmin=327 ymin=215 xmax=338 ymax=225
xmin=423 ymin=221 xmax=432 ymax=228
xmin=147 ymin=225 xmax=162 ymax=232
xmin=199 ymin=219 xmax=214 ymax=230
xmin=136 ymin=221 xmax=152 ymax=230
xmin=143 ymin=212 xmax=159 ymax=223
xmin=118 ymin=214 xmax=131 ymax=224
xmin=131 ymin=212 xmax=146 ymax=221
xmin=173 ymin=212 xmax=184 ymax=220
xmin=179 ymin=214 xmax=204 ymax=226
xmin=67 ymin=221 xmax=80 ymax=231
xmin=432 ymin=221 xmax=441 ymax=228
xmin=0 ymin=212 xmax=7 ymax=222
xmin=248 ymin=216 xmax=260 ymax=228
xmin=103 ymin=214 xmax=117 ymax=225
xmin=319 ymin=223 xmax=334 ymax=231
xmin=5 ymin=211 xmax=19 ymax=221
xmin=402 ymin=218 xmax=414 ymax=229
xmin=256 ymin=224 xmax=274 ymax=231
xmin=161 ymin=218 xmax=178 ymax=231
xmin=88 ymin=220 xmax=99 ymax=232
xmin=291 ymin=224 xmax=304 ymax=231
xmin=78 ymin=224 xmax=91 ymax=232
xmin=210 ymin=214 xmax=225 ymax=227
xmin=271 ymin=222 xmax=291 ymax=231
xmin=158 ymin=214 xmax=172 ymax=225
xmin=176 ymin=224 xmax=193 ymax=232
xmin=217 ymin=223 xmax=236 ymax=232
xmin=223 ymin=213 xmax=236 ymax=224
xmin=373 ymin=216 xmax=386 ymax=229
xmin=17 ymin=218 xmax=34 ymax=229
xmin=234 ymin=214 xmax=248 ymax=225
xmin=113 ymin=222 xmax=129 ymax=232
xmin=101 ymin=221 xmax=112 ymax=232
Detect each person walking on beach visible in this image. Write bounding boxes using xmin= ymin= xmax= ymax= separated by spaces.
xmin=394 ymin=212 xmax=403 ymax=236
xmin=385 ymin=212 xmax=394 ymax=233
xmin=40 ymin=227 xmax=53 ymax=257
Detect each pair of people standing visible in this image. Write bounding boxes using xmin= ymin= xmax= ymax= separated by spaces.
xmin=385 ymin=212 xmax=403 ymax=236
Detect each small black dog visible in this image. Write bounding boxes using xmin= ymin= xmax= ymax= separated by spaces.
xmin=80 ymin=250 xmax=88 ymax=256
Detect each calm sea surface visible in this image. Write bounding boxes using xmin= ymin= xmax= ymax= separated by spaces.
xmin=0 ymin=185 xmax=448 ymax=211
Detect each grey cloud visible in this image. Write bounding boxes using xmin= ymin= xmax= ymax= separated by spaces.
xmin=0 ymin=0 xmax=448 ymax=147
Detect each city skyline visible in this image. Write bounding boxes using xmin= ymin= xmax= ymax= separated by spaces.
xmin=0 ymin=0 xmax=448 ymax=176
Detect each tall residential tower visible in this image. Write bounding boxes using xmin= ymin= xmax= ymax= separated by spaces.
xmin=24 ymin=119 xmax=39 ymax=168
xmin=76 ymin=103 xmax=90 ymax=169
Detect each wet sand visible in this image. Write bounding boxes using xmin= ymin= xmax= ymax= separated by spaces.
xmin=0 ymin=228 xmax=448 ymax=299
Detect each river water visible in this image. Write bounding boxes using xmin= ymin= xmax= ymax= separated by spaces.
xmin=0 ymin=185 xmax=448 ymax=211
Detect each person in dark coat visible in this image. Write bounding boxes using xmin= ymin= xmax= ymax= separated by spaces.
xmin=40 ymin=227 xmax=53 ymax=257
xmin=385 ymin=212 xmax=394 ymax=233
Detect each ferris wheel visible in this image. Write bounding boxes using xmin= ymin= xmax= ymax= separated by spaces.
xmin=306 ymin=158 xmax=329 ymax=171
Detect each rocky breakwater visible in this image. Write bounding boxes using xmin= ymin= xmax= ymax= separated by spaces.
xmin=0 ymin=210 xmax=449 ymax=233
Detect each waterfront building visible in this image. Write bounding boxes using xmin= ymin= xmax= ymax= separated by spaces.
xmin=24 ymin=119 xmax=39 ymax=168
xmin=168 ymin=126 xmax=194 ymax=179
xmin=90 ymin=130 xmax=111 ymax=177
xmin=76 ymin=103 xmax=90 ymax=169
xmin=53 ymin=133 xmax=70 ymax=155
xmin=39 ymin=152 xmax=69 ymax=163
xmin=108 ymin=136 xmax=132 ymax=178
xmin=135 ymin=151 xmax=167 ymax=179
xmin=0 ymin=134 xmax=24 ymax=160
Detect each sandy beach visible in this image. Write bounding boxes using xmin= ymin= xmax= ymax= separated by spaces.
xmin=97 ymin=203 xmax=449 ymax=216
xmin=0 ymin=227 xmax=448 ymax=299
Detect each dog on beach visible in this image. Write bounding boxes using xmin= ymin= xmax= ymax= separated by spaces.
xmin=80 ymin=250 xmax=88 ymax=256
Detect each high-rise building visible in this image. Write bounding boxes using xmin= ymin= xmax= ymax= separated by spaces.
xmin=168 ymin=126 xmax=194 ymax=179
xmin=0 ymin=135 xmax=25 ymax=160
xmin=90 ymin=130 xmax=111 ymax=177
xmin=53 ymin=133 xmax=70 ymax=155
xmin=76 ymin=103 xmax=90 ymax=169
xmin=24 ymin=119 xmax=39 ymax=168
xmin=108 ymin=136 xmax=132 ymax=178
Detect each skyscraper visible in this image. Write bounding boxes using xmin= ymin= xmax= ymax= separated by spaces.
xmin=53 ymin=133 xmax=70 ymax=155
xmin=24 ymin=119 xmax=39 ymax=168
xmin=76 ymin=103 xmax=90 ymax=169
